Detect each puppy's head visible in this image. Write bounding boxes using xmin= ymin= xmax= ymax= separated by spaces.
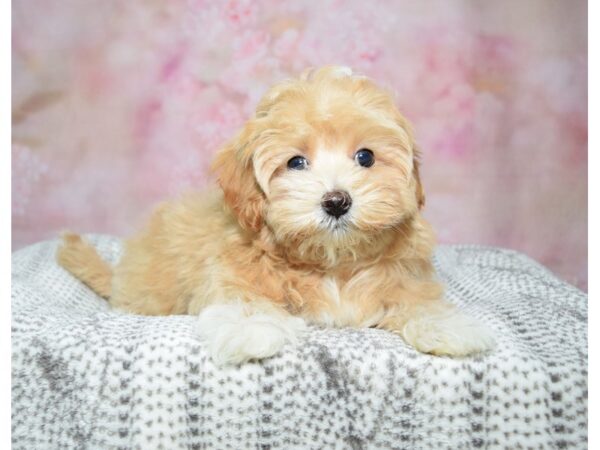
xmin=213 ymin=66 xmax=425 ymax=262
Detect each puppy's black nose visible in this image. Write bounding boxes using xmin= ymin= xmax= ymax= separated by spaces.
xmin=321 ymin=190 xmax=352 ymax=218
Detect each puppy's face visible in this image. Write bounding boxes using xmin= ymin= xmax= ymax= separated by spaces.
xmin=214 ymin=66 xmax=424 ymax=262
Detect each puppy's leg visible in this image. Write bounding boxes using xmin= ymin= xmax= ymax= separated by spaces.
xmin=380 ymin=296 xmax=495 ymax=357
xmin=197 ymin=299 xmax=307 ymax=366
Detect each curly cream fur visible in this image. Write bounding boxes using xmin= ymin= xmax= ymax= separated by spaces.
xmin=57 ymin=66 xmax=495 ymax=364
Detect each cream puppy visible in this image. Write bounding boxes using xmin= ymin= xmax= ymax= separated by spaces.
xmin=58 ymin=66 xmax=495 ymax=365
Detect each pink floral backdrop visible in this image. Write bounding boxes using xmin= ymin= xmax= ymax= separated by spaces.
xmin=12 ymin=0 xmax=587 ymax=289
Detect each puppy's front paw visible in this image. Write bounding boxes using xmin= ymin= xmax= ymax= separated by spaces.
xmin=402 ymin=311 xmax=496 ymax=357
xmin=197 ymin=301 xmax=306 ymax=366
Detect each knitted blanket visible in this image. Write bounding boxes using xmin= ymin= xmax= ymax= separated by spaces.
xmin=11 ymin=235 xmax=588 ymax=449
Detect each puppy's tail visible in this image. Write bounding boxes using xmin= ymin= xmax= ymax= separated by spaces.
xmin=56 ymin=233 xmax=113 ymax=299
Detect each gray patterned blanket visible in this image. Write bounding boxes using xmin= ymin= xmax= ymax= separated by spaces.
xmin=12 ymin=235 xmax=587 ymax=449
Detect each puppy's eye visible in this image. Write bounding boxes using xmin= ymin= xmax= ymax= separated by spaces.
xmin=287 ymin=156 xmax=309 ymax=170
xmin=354 ymin=149 xmax=375 ymax=167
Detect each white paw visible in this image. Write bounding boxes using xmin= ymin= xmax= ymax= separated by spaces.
xmin=197 ymin=300 xmax=307 ymax=366
xmin=402 ymin=310 xmax=496 ymax=357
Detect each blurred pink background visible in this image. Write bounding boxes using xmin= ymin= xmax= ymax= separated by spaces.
xmin=12 ymin=0 xmax=587 ymax=289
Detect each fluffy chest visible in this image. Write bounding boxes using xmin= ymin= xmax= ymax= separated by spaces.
xmin=223 ymin=247 xmax=386 ymax=328
xmin=300 ymin=275 xmax=385 ymax=328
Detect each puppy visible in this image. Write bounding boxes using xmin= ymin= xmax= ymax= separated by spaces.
xmin=57 ymin=66 xmax=495 ymax=365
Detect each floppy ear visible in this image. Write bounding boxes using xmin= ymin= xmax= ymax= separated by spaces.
xmin=212 ymin=125 xmax=265 ymax=232
xmin=391 ymin=109 xmax=425 ymax=210
xmin=413 ymin=147 xmax=425 ymax=209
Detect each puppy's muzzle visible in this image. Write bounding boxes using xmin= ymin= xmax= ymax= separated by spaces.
xmin=321 ymin=190 xmax=352 ymax=218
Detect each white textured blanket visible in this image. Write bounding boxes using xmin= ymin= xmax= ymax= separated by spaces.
xmin=12 ymin=235 xmax=587 ymax=449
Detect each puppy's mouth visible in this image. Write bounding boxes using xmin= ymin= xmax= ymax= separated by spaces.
xmin=320 ymin=215 xmax=351 ymax=233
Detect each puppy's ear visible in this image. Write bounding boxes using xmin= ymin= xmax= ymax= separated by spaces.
xmin=212 ymin=125 xmax=265 ymax=232
xmin=413 ymin=147 xmax=425 ymax=209
xmin=392 ymin=110 xmax=425 ymax=210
